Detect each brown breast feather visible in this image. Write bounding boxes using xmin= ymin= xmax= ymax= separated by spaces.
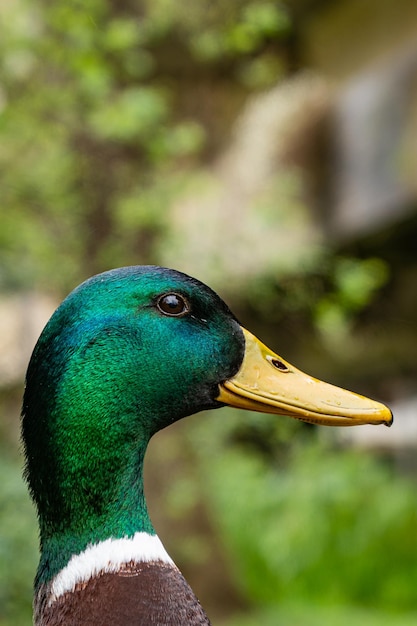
xmin=35 ymin=561 xmax=211 ymax=626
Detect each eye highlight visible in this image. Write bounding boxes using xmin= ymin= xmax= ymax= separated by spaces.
xmin=157 ymin=293 xmax=190 ymax=317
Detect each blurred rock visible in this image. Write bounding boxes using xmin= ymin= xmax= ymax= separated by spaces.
xmin=329 ymin=44 xmax=417 ymax=239
xmin=162 ymin=73 xmax=331 ymax=292
xmin=0 ymin=293 xmax=56 ymax=388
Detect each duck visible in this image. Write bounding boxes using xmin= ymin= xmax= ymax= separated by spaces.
xmin=21 ymin=265 xmax=392 ymax=625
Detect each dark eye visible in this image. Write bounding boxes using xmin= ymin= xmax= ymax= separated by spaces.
xmin=157 ymin=293 xmax=189 ymax=317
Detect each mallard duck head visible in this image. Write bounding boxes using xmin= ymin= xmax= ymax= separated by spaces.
xmin=22 ymin=266 xmax=391 ymax=586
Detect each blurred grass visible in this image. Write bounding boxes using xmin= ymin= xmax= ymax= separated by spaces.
xmin=0 ymin=455 xmax=37 ymax=626
xmin=186 ymin=409 xmax=417 ymax=621
xmin=223 ymin=603 xmax=417 ymax=626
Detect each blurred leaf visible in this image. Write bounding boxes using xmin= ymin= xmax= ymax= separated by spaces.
xmin=103 ymin=18 xmax=142 ymax=51
xmin=314 ymin=257 xmax=390 ymax=346
xmin=88 ymin=87 xmax=168 ymax=142
xmin=334 ymin=257 xmax=389 ymax=311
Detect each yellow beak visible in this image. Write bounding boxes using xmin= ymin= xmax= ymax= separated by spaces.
xmin=217 ymin=328 xmax=393 ymax=427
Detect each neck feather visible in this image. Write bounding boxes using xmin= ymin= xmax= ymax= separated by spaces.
xmin=34 ymin=433 xmax=155 ymax=588
xmin=48 ymin=531 xmax=173 ymax=603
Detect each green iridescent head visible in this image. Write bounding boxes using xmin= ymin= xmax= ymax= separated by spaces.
xmin=22 ymin=266 xmax=244 ymax=582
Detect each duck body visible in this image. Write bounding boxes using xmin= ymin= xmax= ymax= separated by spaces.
xmin=35 ymin=546 xmax=210 ymax=625
xmin=22 ymin=266 xmax=392 ymax=625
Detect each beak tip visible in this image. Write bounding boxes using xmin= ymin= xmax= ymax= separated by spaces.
xmin=385 ymin=410 xmax=394 ymax=427
xmin=377 ymin=403 xmax=393 ymax=427
xmin=366 ymin=403 xmax=393 ymax=427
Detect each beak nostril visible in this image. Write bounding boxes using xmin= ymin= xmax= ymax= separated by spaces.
xmin=268 ymin=357 xmax=289 ymax=372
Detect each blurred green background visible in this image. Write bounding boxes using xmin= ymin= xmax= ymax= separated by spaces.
xmin=1 ymin=0 xmax=417 ymax=624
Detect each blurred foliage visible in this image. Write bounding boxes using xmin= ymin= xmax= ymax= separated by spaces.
xmin=0 ymin=0 xmax=291 ymax=292
xmin=0 ymin=455 xmax=38 ymax=626
xmin=187 ymin=410 xmax=417 ymax=623
xmin=314 ymin=256 xmax=390 ymax=347
xmin=0 ymin=0 xmax=415 ymax=625
xmin=224 ymin=603 xmax=417 ymax=626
